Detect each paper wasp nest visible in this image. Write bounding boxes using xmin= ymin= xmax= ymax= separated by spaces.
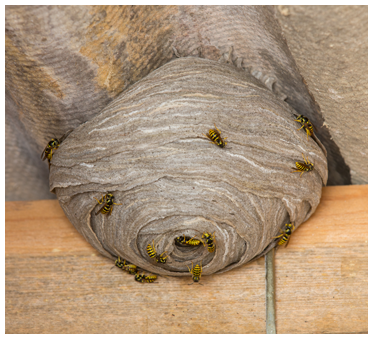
xmin=50 ymin=58 xmax=327 ymax=276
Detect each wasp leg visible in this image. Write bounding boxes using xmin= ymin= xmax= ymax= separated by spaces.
xmin=159 ymin=251 xmax=168 ymax=259
xmin=214 ymin=123 xmax=222 ymax=134
xmin=301 ymin=153 xmax=307 ymax=163
xmin=109 ymin=205 xmax=114 ymax=216
xmin=297 ymin=125 xmax=305 ymax=131
xmin=113 ymin=202 xmax=122 ymax=206
xmin=187 ymin=262 xmax=193 ymax=274
xmin=290 ymin=169 xmax=304 ymax=176
xmin=94 ymin=195 xmax=104 ymax=204
xmin=291 ymin=170 xmax=304 ymax=177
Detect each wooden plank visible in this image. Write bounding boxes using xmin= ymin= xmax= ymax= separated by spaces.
xmin=275 ymin=185 xmax=368 ymax=334
xmin=5 ymin=185 xmax=367 ymax=333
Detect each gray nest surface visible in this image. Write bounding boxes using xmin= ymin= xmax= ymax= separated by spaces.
xmin=50 ymin=57 xmax=328 ymax=276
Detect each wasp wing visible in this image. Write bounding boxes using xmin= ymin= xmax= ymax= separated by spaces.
xmin=59 ymin=129 xmax=73 ymax=143
xmin=41 ymin=146 xmax=48 ymax=160
xmin=95 ymin=203 xmax=106 ymax=215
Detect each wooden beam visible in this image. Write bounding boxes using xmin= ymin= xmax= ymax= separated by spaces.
xmin=5 ymin=185 xmax=367 ymax=333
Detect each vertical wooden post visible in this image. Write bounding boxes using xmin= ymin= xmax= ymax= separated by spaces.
xmin=266 ymin=248 xmax=276 ymax=334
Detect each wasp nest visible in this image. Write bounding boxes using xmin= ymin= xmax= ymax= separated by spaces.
xmin=50 ymin=57 xmax=327 ymax=276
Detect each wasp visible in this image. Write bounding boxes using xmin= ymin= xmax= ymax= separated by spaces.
xmin=291 ymin=153 xmax=314 ymax=177
xmin=134 ymin=272 xmax=157 ymax=283
xmin=123 ymin=263 xmax=138 ymax=275
xmin=202 ymin=232 xmax=215 ymax=253
xmin=187 ymin=262 xmax=203 ymax=285
xmin=186 ymin=237 xmax=202 ymax=246
xmin=294 ymin=115 xmax=314 ymax=140
xmin=175 ymin=235 xmax=202 ymax=247
xmin=93 ymin=193 xmax=122 ymax=216
xmin=273 ymin=223 xmax=295 ymax=247
xmin=114 ymin=256 xmax=126 ymax=269
xmin=146 ymin=240 xmax=168 ymax=264
xmin=144 ymin=274 xmax=157 ymax=283
xmin=203 ymin=123 xmax=227 ymax=148
xmin=41 ymin=130 xmax=72 ymax=169
xmin=134 ymin=272 xmax=145 ymax=283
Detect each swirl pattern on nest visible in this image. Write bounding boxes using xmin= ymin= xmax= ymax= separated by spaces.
xmin=50 ymin=57 xmax=327 ymax=276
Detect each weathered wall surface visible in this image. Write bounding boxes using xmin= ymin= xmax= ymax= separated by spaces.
xmin=276 ymin=5 xmax=368 ymax=184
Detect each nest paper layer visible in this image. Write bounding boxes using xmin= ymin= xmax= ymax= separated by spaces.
xmin=50 ymin=58 xmax=327 ymax=276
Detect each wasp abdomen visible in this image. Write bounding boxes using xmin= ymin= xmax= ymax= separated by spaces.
xmin=144 ymin=275 xmax=157 ymax=283
xmin=187 ymin=262 xmax=203 ymax=284
xmin=204 ymin=124 xmax=227 ymax=148
xmin=146 ymin=243 xmax=157 ymax=259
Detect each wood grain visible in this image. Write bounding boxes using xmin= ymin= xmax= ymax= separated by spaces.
xmin=5 ymin=185 xmax=367 ymax=333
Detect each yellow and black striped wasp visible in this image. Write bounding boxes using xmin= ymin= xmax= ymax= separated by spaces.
xmin=146 ymin=240 xmax=168 ymax=264
xmin=203 ymin=123 xmax=227 ymax=148
xmin=187 ymin=262 xmax=203 ymax=285
xmin=134 ymin=272 xmax=145 ymax=283
xmin=144 ymin=274 xmax=157 ymax=283
xmin=175 ymin=235 xmax=203 ymax=247
xmin=186 ymin=237 xmax=202 ymax=246
xmin=273 ymin=223 xmax=295 ymax=247
xmin=113 ymin=256 xmax=126 ymax=269
xmin=202 ymin=232 xmax=215 ymax=253
xmin=294 ymin=115 xmax=314 ymax=140
xmin=123 ymin=263 xmax=138 ymax=275
xmin=41 ymin=130 xmax=72 ymax=169
xmin=93 ymin=193 xmax=122 ymax=216
xmin=291 ymin=153 xmax=314 ymax=177
xmin=134 ymin=272 xmax=157 ymax=283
